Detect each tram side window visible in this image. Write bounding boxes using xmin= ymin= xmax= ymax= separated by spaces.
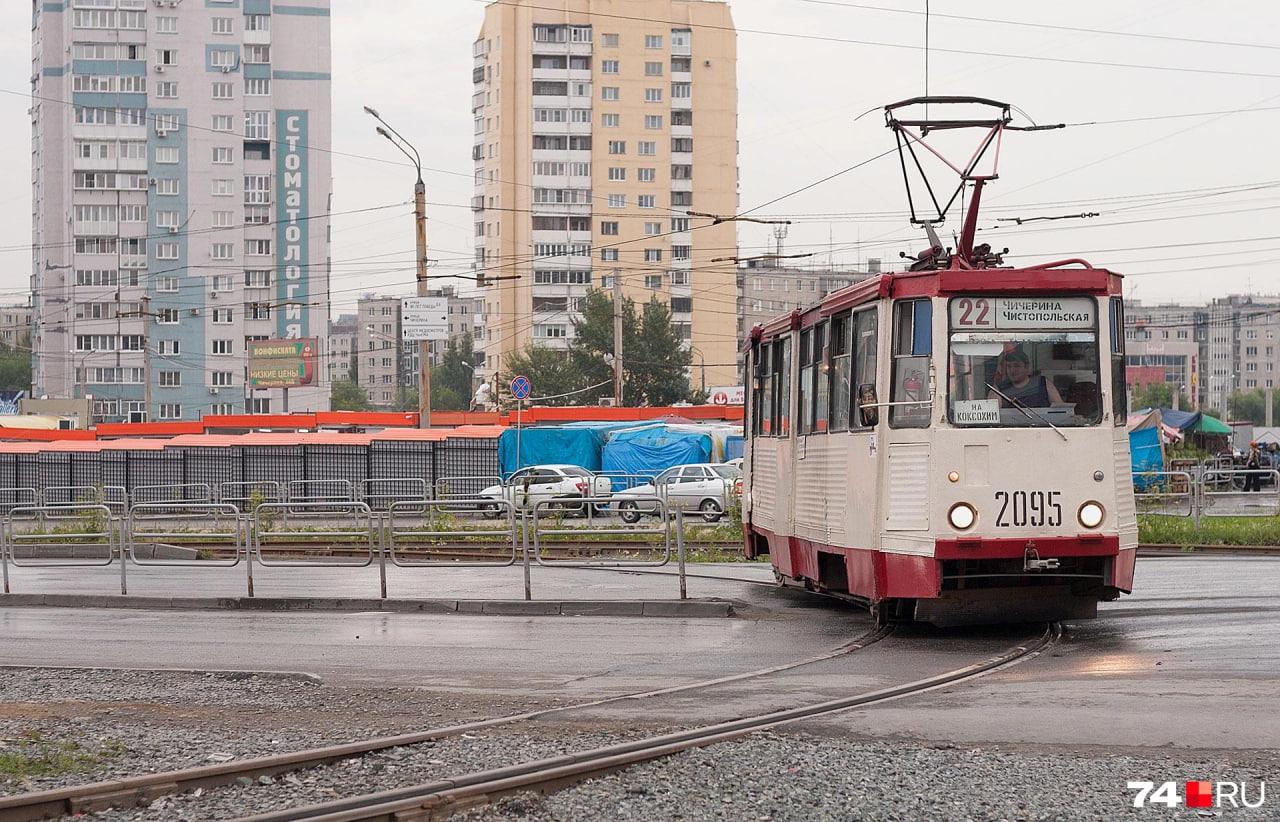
xmin=891 ymin=299 xmax=932 ymax=428
xmin=1110 ymin=297 xmax=1127 ymax=426
xmin=829 ymin=312 xmax=852 ymax=431
xmin=774 ymin=336 xmax=792 ymax=435
xmin=798 ymin=329 xmax=813 ymax=435
xmin=754 ymin=342 xmax=773 ymax=436
xmin=853 ymin=308 xmax=879 ymax=427
xmin=814 ymin=321 xmax=829 ymax=432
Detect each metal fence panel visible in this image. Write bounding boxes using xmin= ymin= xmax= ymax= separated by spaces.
xmin=360 ymin=478 xmax=429 ymax=511
xmin=438 ymin=438 xmax=500 ymax=485
xmin=531 ymin=495 xmax=673 ymax=567
xmin=1133 ymin=471 xmax=1195 ymax=518
xmin=387 ymin=498 xmax=517 ymax=567
xmin=252 ymin=501 xmax=376 ymax=568
xmin=219 ymin=481 xmax=284 ymax=512
xmin=127 ymin=503 xmax=243 ymax=566
xmin=69 ymin=452 xmax=103 ymax=488
xmin=122 ymin=450 xmax=186 ymax=489
xmin=3 ymin=504 xmax=117 ymax=567
xmin=36 ymin=452 xmax=72 ymax=491
xmin=1199 ymin=469 xmax=1280 ymax=517
xmin=369 ymin=441 xmax=434 ymax=487
xmin=304 ymin=445 xmax=369 ymax=487
xmin=133 ymin=483 xmax=214 ymax=505
xmin=244 ymin=445 xmax=305 ymax=485
xmin=177 ymin=446 xmax=244 ymax=492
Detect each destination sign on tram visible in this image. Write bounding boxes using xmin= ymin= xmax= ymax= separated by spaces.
xmin=950 ymin=297 xmax=1095 ymax=329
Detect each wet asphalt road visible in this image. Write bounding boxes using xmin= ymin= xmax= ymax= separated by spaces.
xmin=1 ymin=556 xmax=1277 ymax=753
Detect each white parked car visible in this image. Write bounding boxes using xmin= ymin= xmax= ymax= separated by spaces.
xmin=478 ymin=465 xmax=613 ymax=517
xmin=613 ymin=463 xmax=742 ymax=523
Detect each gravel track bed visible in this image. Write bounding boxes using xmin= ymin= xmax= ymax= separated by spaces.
xmin=86 ymin=726 xmax=671 ymax=821
xmin=463 ymin=732 xmax=1280 ymax=822
xmin=0 ymin=667 xmax=556 ymax=799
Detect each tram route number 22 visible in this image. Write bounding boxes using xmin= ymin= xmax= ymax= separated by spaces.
xmin=994 ymin=490 xmax=1062 ymax=527
xmin=953 ymin=297 xmax=993 ymax=327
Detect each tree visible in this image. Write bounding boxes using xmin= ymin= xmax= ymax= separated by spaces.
xmin=330 ymin=380 xmax=372 ymax=411
xmin=431 ymin=335 xmax=477 ymax=411
xmin=626 ymin=299 xmax=692 ymax=405
xmin=1227 ymin=389 xmax=1280 ymax=425
xmin=1129 ymin=382 xmax=1187 ymax=412
xmin=0 ymin=333 xmax=32 ymax=393
xmin=503 ymin=344 xmax=590 ymax=406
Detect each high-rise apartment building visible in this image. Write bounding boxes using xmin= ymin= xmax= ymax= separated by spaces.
xmin=32 ymin=0 xmax=331 ymax=422
xmin=472 ymin=0 xmax=739 ymax=388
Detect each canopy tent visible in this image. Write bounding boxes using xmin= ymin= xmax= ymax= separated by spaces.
xmin=497 ymin=421 xmax=642 ymax=477
xmin=1186 ymin=414 xmax=1233 ymax=435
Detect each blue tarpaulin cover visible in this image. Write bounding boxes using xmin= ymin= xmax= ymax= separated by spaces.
xmin=498 ymin=422 xmax=639 ymax=477
xmin=1129 ymin=426 xmax=1163 ymax=490
xmin=725 ymin=434 xmax=744 ymax=461
xmin=601 ymin=425 xmax=713 ymax=489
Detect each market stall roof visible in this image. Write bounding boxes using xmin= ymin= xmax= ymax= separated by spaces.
xmin=1187 ymin=414 xmax=1233 ymax=435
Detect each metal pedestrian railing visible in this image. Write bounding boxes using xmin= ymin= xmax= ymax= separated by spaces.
xmin=218 ymin=481 xmax=283 ymax=512
xmin=133 ymin=483 xmax=214 ymax=506
xmin=360 ymin=478 xmax=429 ymax=511
xmin=386 ymin=498 xmax=518 ymax=568
xmin=2 ymin=503 xmax=121 ymax=594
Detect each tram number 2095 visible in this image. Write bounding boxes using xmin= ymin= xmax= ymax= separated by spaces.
xmin=994 ymin=490 xmax=1062 ymax=527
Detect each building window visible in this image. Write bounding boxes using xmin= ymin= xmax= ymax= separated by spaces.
xmin=644 ymin=87 xmax=663 ymax=103
xmin=638 ymin=168 xmax=656 ymax=183
xmin=602 ymin=248 xmax=619 ymax=261
xmin=245 ymin=78 xmax=271 ymax=96
xmin=212 ymin=179 xmax=234 ymax=197
xmin=673 ymin=245 xmax=691 ymax=260
xmin=607 ymin=167 xmax=626 ymax=182
xmin=210 ymin=49 xmax=236 ymax=68
xmin=212 ymin=81 xmax=234 ymax=99
xmin=671 ymin=270 xmax=690 ymax=285
xmin=244 ymin=111 xmax=270 ymax=140
xmin=212 ymin=114 xmax=234 ymax=132
xmin=644 ymin=249 xmax=663 ymax=263
xmin=158 ymin=404 xmax=182 ymax=420
xmin=602 ymin=59 xmax=619 ymax=74
xmin=158 ymin=309 xmax=179 ymax=325
xmin=244 ymin=270 xmax=271 ymax=288
xmin=155 ymin=242 xmax=179 ymax=260
xmin=156 ymin=81 xmax=178 ymax=99
xmin=600 ymin=221 xmax=619 ymax=236
xmin=156 ymin=16 xmax=178 ymax=34
xmin=212 ymin=243 xmax=234 ymax=260
xmin=212 ymin=17 xmax=234 ymax=34
xmin=601 ymin=112 xmax=619 ymax=127
xmin=244 ymin=175 xmax=271 ymax=204
xmin=602 ymin=33 xmax=619 ymax=47
xmin=249 ymin=398 xmax=271 ymax=414
xmin=672 ymin=82 xmax=692 ymax=99
xmin=245 ymin=239 xmax=272 ymax=256
xmin=672 ymin=164 xmax=693 ymax=179
xmin=644 ymin=222 xmax=661 ymax=235
xmin=645 ymin=115 xmax=663 ymax=130
xmin=672 ymin=137 xmax=693 ymax=152
xmin=157 ymin=49 xmax=178 ymax=66
xmin=157 ymin=178 xmax=180 ymax=196
xmin=608 ymin=194 xmax=626 ymax=208
xmin=602 ymin=86 xmax=620 ymax=101
xmin=159 ymin=371 xmax=182 ymax=388
xmin=608 ymin=140 xmax=626 ymax=154
xmin=638 ymin=141 xmax=657 ymax=156
xmin=638 ymin=194 xmax=656 ymax=209
xmin=157 ymin=277 xmax=179 ymax=292
xmin=645 ymin=61 xmax=663 ymax=76
xmin=671 ymin=217 xmax=690 ymax=232
xmin=213 ymin=308 xmax=234 ymax=324
xmin=645 ymin=275 xmax=663 ymax=289
xmin=245 ymin=14 xmax=270 ymax=31
xmin=645 ymin=34 xmax=663 ymax=49
xmin=212 ymin=371 xmax=234 ymax=387
xmin=534 ymin=324 xmax=568 ymax=338
xmin=212 ymin=146 xmax=234 ymax=164
xmin=244 ymin=45 xmax=270 ymax=63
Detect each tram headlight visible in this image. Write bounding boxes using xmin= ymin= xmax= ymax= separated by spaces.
xmin=1077 ymin=500 xmax=1105 ymax=529
xmin=947 ymin=502 xmax=977 ymax=531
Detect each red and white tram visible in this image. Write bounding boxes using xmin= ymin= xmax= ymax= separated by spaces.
xmin=742 ymin=99 xmax=1138 ymax=625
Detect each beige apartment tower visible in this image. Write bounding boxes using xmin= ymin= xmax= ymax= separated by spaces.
xmin=473 ymin=0 xmax=739 ymax=389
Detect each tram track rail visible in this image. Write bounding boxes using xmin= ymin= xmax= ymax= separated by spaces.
xmin=238 ymin=624 xmax=1061 ymax=822
xmin=0 ymin=626 xmax=892 ymax=822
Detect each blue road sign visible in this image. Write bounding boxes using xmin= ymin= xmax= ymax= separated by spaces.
xmin=511 ymin=375 xmax=532 ymax=400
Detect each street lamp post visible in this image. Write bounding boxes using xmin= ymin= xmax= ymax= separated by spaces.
xmin=364 ymin=106 xmax=432 ymax=428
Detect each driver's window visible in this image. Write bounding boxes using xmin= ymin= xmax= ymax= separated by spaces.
xmin=891 ymin=298 xmax=932 ymax=428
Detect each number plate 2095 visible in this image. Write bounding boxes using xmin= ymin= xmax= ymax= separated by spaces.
xmin=994 ymin=490 xmax=1062 ymax=527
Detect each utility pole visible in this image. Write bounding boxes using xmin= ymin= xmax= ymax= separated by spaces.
xmin=365 ymin=106 xmax=431 ymax=428
xmin=414 ymin=179 xmax=431 ymax=426
xmin=140 ymin=295 xmax=151 ymax=421
xmin=612 ymin=268 xmax=623 ymax=406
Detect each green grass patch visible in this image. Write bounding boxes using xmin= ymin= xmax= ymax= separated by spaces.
xmin=0 ymin=731 xmax=125 ymax=783
xmin=1139 ymin=514 xmax=1280 ymax=547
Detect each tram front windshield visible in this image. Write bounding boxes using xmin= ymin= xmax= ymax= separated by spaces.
xmin=947 ymin=297 xmax=1103 ymax=428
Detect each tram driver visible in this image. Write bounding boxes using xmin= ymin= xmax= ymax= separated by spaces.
xmin=987 ymin=349 xmax=1063 ymax=408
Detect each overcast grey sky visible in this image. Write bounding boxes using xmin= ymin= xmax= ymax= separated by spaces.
xmin=4 ymin=0 xmax=1278 ymax=314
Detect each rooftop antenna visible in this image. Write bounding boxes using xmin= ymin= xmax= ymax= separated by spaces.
xmin=773 ymin=223 xmax=789 ymax=257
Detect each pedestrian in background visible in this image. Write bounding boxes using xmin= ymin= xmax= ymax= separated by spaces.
xmin=1245 ymin=442 xmax=1263 ymax=492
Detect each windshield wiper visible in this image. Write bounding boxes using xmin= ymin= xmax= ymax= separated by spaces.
xmin=986 ymin=382 xmax=1068 ymax=441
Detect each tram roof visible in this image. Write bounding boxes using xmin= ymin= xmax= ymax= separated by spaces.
xmin=750 ymin=262 xmax=1122 ymax=342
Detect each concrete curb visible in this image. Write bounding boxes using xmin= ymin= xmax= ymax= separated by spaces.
xmin=0 ymin=593 xmax=737 ymax=618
